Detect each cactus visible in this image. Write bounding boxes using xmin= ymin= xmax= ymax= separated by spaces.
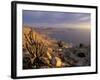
xmin=23 ymin=28 xmax=52 ymax=68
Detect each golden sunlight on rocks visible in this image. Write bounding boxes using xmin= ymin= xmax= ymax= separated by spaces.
xmin=55 ymin=57 xmax=62 ymax=67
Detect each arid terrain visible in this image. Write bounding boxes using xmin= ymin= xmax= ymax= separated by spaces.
xmin=23 ymin=25 xmax=90 ymax=69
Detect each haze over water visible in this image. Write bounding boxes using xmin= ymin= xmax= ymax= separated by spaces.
xmin=47 ymin=28 xmax=90 ymax=46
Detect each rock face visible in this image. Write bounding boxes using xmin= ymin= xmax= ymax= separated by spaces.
xmin=63 ymin=47 xmax=90 ymax=67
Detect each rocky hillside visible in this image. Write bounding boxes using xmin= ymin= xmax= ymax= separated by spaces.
xmin=22 ymin=25 xmax=90 ymax=69
xmin=23 ymin=26 xmax=69 ymax=69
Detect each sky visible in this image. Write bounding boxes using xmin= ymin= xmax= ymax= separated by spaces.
xmin=23 ymin=10 xmax=91 ymax=29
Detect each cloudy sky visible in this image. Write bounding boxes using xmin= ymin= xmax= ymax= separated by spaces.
xmin=23 ymin=10 xmax=91 ymax=29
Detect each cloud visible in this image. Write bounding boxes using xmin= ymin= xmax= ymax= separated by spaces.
xmin=23 ymin=10 xmax=91 ymax=29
